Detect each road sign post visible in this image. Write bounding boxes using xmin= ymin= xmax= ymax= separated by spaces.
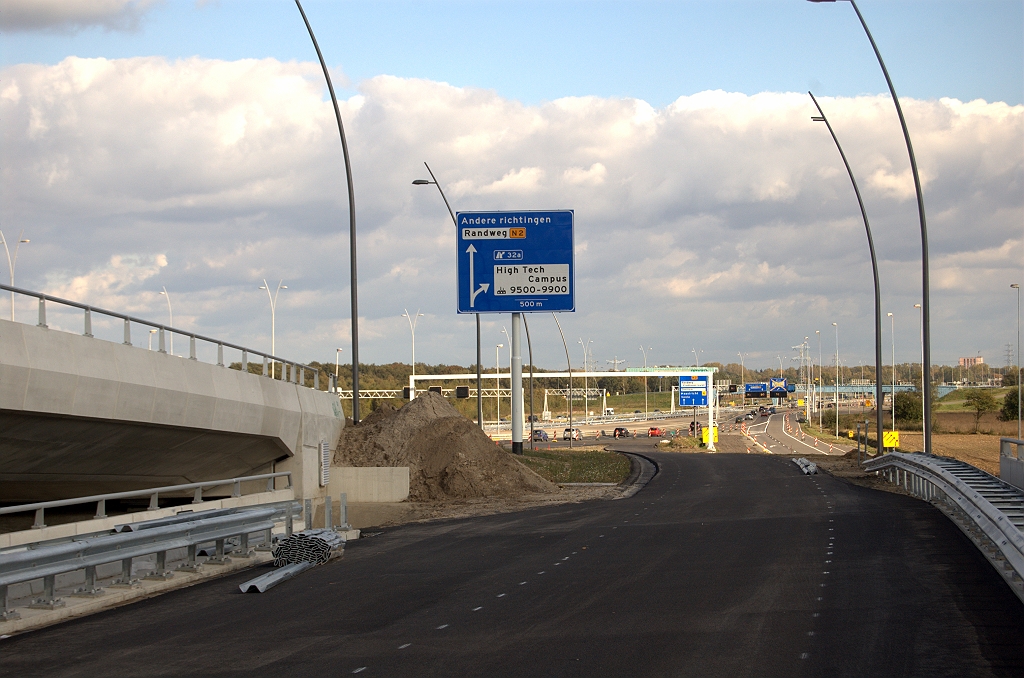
xmin=457 ymin=210 xmax=574 ymax=454
xmin=678 ymin=371 xmax=716 ymax=452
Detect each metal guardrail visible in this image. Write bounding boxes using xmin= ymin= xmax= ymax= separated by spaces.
xmin=864 ymin=452 xmax=1024 ymax=603
xmin=0 ymin=283 xmax=332 ymax=391
xmin=0 ymin=502 xmax=299 ymax=621
xmin=1000 ymin=438 xmax=1024 ymax=492
xmin=0 ymin=472 xmax=292 ymax=529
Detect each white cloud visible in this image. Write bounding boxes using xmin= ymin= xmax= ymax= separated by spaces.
xmin=1 ymin=56 xmax=1021 ymax=369
xmin=0 ymin=0 xmax=162 ymax=33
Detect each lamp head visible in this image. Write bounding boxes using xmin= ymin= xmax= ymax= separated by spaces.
xmin=20 ymin=239 xmax=29 ymax=243
xmin=887 ymin=312 xmax=893 ymax=317
xmin=1012 ymin=284 xmax=1020 ymax=289
xmin=832 ymin=322 xmax=838 ymax=326
xmin=914 ymin=303 xmax=921 ymax=308
xmin=811 ymin=116 xmax=825 ymax=122
xmin=412 ymin=179 xmax=433 ymax=185
xmin=497 ymin=343 xmax=504 ymax=348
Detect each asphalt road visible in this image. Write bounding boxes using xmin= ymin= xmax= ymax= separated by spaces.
xmin=746 ymin=410 xmax=850 ymax=456
xmin=3 ymin=445 xmax=1022 ymax=677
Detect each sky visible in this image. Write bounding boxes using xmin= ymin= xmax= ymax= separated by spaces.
xmin=1 ymin=0 xmax=1021 ymax=373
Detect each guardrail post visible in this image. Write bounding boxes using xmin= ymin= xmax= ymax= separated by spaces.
xmin=207 ymin=539 xmax=231 ymax=565
xmin=257 ymin=527 xmax=274 ymax=552
xmin=304 ymin=499 xmax=312 ymax=530
xmin=286 ymin=473 xmax=293 ymax=489
xmin=158 ymin=328 xmax=166 ymax=353
xmin=217 ymin=343 xmax=224 ymax=367
xmin=29 ymin=575 xmax=65 ymax=609
xmin=32 ymin=507 xmax=45 ymax=529
xmin=144 ymin=551 xmax=174 ymax=580
xmin=340 ymin=492 xmax=350 ymax=531
xmin=1 ymin=585 xmax=21 ymax=620
xmin=192 ymin=487 xmax=203 ymax=504
xmin=189 ymin=335 xmax=197 ymax=360
xmin=149 ymin=492 xmax=159 ymax=510
xmin=236 ymin=532 xmax=253 ymax=558
xmin=325 ymin=495 xmax=333 ymax=530
xmin=285 ymin=503 xmax=294 ymax=537
xmin=37 ymin=298 xmax=47 ymax=328
xmin=83 ymin=307 xmax=93 ymax=337
xmin=112 ymin=558 xmax=139 ymax=587
xmin=94 ymin=499 xmax=106 ymax=519
xmin=123 ymin=319 xmax=132 ymax=345
xmin=178 ymin=544 xmax=201 ymax=572
xmin=263 ymin=355 xmax=269 ymax=377
xmin=266 ymin=476 xmax=275 ymax=492
xmin=232 ymin=480 xmax=241 ymax=498
xmin=241 ymin=350 xmax=248 ymax=373
xmin=315 ymin=369 xmax=320 ymax=390
xmin=72 ymin=566 xmax=104 ymax=597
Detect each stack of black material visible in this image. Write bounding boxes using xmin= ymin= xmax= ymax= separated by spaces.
xmin=272 ymin=529 xmax=344 ymax=566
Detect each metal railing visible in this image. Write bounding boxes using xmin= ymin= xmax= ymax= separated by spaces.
xmin=0 ymin=472 xmax=292 ymax=529
xmin=0 ymin=283 xmax=333 ymax=391
xmin=0 ymin=502 xmax=299 ymax=620
xmin=864 ymin=452 xmax=1024 ymax=602
xmin=1001 ymin=438 xmax=1024 ymax=492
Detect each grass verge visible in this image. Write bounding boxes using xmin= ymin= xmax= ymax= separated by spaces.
xmin=520 ymin=446 xmax=632 ymax=484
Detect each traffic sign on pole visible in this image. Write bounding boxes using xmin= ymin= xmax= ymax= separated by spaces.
xmin=456 ymin=210 xmax=574 ymax=314
xmin=678 ymin=375 xmax=709 ymax=407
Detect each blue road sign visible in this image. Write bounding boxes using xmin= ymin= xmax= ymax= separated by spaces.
xmin=769 ymin=378 xmax=788 ymax=394
xmin=678 ymin=375 xmax=709 ymax=407
xmin=456 ymin=210 xmax=574 ymax=314
xmin=745 ymin=382 xmax=768 ymax=395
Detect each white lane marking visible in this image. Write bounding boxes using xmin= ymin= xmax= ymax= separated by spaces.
xmin=562 ymin=557 xmax=570 ymax=561
xmin=473 ymin=607 xmax=483 ymax=611
xmin=497 ymin=593 xmax=506 ymax=598
xmin=436 ymin=624 xmax=449 ymax=630
xmin=353 ymin=668 xmax=367 ymax=674
xmin=399 ymin=643 xmax=411 ymax=649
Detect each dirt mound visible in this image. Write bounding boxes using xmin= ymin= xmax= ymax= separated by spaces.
xmin=335 ymin=392 xmax=556 ymax=501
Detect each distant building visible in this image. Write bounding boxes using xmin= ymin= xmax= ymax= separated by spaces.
xmin=959 ymin=356 xmax=984 ymax=367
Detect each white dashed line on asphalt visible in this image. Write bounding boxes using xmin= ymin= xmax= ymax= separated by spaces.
xmin=436 ymin=624 xmax=449 ymax=630
xmin=473 ymin=607 xmax=483 ymax=612
xmin=399 ymin=643 xmax=411 ymax=649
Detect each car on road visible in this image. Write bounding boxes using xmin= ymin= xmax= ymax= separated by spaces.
xmin=563 ymin=428 xmax=582 ymax=441
xmin=744 ymin=413 xmax=755 ymax=421
xmin=532 ymin=429 xmax=550 ymax=442
xmin=613 ymin=427 xmax=631 ymax=438
xmin=796 ymin=416 xmax=807 ymax=424
xmin=734 ymin=416 xmax=744 ymax=423
xmin=648 ymin=427 xmax=664 ymax=437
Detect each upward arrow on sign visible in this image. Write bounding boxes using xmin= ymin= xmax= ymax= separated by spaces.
xmin=466 ymin=244 xmax=489 ymax=308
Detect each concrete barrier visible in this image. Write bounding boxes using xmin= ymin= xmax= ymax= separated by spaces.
xmin=329 ymin=467 xmax=410 ymax=503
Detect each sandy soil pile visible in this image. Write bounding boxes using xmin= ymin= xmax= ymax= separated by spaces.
xmin=335 ymin=393 xmax=556 ymax=501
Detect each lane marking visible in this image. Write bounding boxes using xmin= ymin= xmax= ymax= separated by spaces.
xmin=473 ymin=607 xmax=483 ymax=612
xmin=353 ymin=668 xmax=367 ymax=674
xmin=399 ymin=643 xmax=411 ymax=649
xmin=497 ymin=593 xmax=506 ymax=598
xmin=436 ymin=624 xmax=449 ymax=630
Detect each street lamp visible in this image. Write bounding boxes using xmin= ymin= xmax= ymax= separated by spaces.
xmin=579 ymin=338 xmax=593 ymax=423
xmin=0 ymin=230 xmax=29 ymax=321
xmin=738 ymin=352 xmax=746 ymax=409
xmin=402 ymin=309 xmax=424 ymax=383
xmin=335 ymin=348 xmax=343 ymax=383
xmin=495 ymin=343 xmax=504 ymax=426
xmin=295 ymin=0 xmax=361 ymax=422
xmin=810 ymin=91 xmax=884 ymax=454
xmin=259 ymin=280 xmax=287 ymax=377
xmin=1012 ymin=284 xmax=1021 ymax=439
xmin=914 ymin=303 xmax=924 ymax=436
xmin=640 ymin=345 xmax=652 ymax=419
xmin=809 ymin=0 xmax=933 ymax=456
xmin=159 ymin=287 xmax=173 ymax=355
xmin=888 ymin=312 xmax=896 ymax=437
xmin=414 ymin=163 xmax=484 ymax=429
xmin=817 ymin=329 xmax=822 ymax=426
xmin=833 ymin=322 xmax=840 ymax=439
xmin=692 ymin=348 xmax=702 ymax=367
xmin=777 ymin=355 xmax=784 ymax=378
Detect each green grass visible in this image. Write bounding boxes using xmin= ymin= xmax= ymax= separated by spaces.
xmin=520 ymin=446 xmax=632 ymax=484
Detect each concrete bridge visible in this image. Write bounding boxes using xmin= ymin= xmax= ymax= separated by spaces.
xmin=0 ymin=285 xmax=343 ymax=503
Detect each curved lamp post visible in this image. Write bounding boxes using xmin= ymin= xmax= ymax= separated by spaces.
xmin=0 ymin=230 xmax=29 ymax=321
xmin=413 ymin=163 xmax=484 ymax=429
xmin=640 ymin=345 xmax=651 ymax=419
xmin=402 ymin=309 xmax=424 ymax=381
xmin=810 ymin=91 xmax=884 ymax=454
xmin=259 ymin=279 xmax=286 ymax=377
xmin=295 ymin=0 xmax=361 ymax=422
xmin=495 ymin=343 xmax=504 ymax=426
xmin=159 ymin=287 xmax=173 ymax=355
xmin=809 ymin=0 xmax=932 ymax=455
xmin=833 ymin=322 xmax=840 ymax=438
xmin=551 ymin=313 xmax=574 ymax=448
xmin=579 ymin=338 xmax=592 ymax=423
xmin=1013 ymin=284 xmax=1021 ymax=439
xmin=888 ymin=312 xmax=895 ymax=434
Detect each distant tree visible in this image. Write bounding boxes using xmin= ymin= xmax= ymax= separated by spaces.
xmin=893 ymin=391 xmax=922 ymax=424
xmin=1000 ymin=387 xmax=1021 ymax=422
xmin=1003 ymin=369 xmax=1019 ymax=387
xmin=962 ymin=389 xmax=998 ymax=433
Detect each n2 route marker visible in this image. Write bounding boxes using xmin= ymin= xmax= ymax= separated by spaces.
xmin=456 ymin=210 xmax=575 ymax=457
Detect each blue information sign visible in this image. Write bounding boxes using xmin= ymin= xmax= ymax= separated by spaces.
xmin=678 ymin=375 xmax=709 ymax=407
xmin=745 ymin=382 xmax=768 ymax=395
xmin=769 ymin=378 xmax=788 ymax=395
xmin=456 ymin=210 xmax=574 ymax=314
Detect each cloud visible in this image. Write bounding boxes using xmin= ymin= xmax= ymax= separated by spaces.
xmin=0 ymin=0 xmax=162 ymax=33
xmin=0 ymin=56 xmax=1021 ymax=370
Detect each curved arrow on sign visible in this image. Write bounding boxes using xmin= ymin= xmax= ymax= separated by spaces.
xmin=466 ymin=244 xmax=489 ymax=307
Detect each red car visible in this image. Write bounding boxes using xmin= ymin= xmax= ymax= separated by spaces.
xmin=648 ymin=427 xmax=664 ymax=437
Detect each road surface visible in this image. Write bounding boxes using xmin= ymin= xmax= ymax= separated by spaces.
xmin=2 ymin=445 xmax=1021 ymax=677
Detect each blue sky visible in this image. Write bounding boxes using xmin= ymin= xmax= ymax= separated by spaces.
xmin=1 ymin=1 xmax=1021 ymax=372
xmin=4 ymin=1 xmax=1022 ymax=108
